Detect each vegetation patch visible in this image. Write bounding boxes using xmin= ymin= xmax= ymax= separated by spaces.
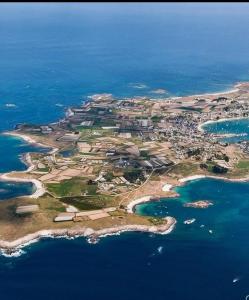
xmin=151 ymin=115 xmax=163 ymax=122
xmin=46 ymin=177 xmax=98 ymax=197
xmin=171 ymin=162 xmax=199 ymax=176
xmin=148 ymin=217 xmax=165 ymax=225
xmin=46 ymin=178 xmax=117 ymax=210
xmin=140 ymin=150 xmax=150 ymax=159
xmin=124 ymin=168 xmax=145 ymax=183
xmin=226 ymin=159 xmax=249 ymax=178
xmin=104 ymin=171 xmax=115 ymax=182
xmin=37 ymin=167 xmax=50 ymax=172
xmin=59 ymin=194 xmax=114 ymax=210
xmin=237 ymin=160 xmax=249 ymax=169
xmin=201 ymin=161 xmax=228 ymax=174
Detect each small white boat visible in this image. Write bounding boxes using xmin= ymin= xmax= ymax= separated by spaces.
xmin=233 ymin=277 xmax=240 ymax=283
xmin=184 ymin=218 xmax=196 ymax=225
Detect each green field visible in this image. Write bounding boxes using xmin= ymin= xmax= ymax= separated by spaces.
xmin=226 ymin=159 xmax=249 ymax=178
xmin=171 ymin=162 xmax=199 ymax=176
xmin=46 ymin=177 xmax=116 ymax=210
xmin=237 ymin=160 xmax=249 ymax=169
xmin=46 ymin=177 xmax=97 ymax=198
xmin=59 ymin=194 xmax=114 ymax=210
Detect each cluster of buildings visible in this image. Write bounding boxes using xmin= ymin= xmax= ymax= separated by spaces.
xmin=17 ymin=88 xmax=249 ymax=203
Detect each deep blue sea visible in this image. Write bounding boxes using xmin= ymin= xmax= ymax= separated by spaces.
xmin=2 ymin=3 xmax=249 ymax=300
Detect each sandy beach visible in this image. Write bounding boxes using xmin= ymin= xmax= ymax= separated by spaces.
xmin=126 ymin=196 xmax=153 ymax=213
xmin=0 ymin=80 xmax=249 ymax=256
xmin=126 ymin=183 xmax=173 ymax=213
xmin=0 ymin=131 xmax=58 ymax=199
xmin=179 ymin=174 xmax=249 ymax=184
xmin=3 ymin=168 xmax=249 ymax=256
xmin=207 ymin=174 xmax=249 ymax=183
xmin=0 ymin=172 xmax=45 ymax=198
xmin=178 ymin=175 xmax=206 ymax=183
xmin=22 ymin=153 xmax=34 ymax=172
xmin=0 ymin=150 xmax=46 ymax=199
xmin=165 ymin=84 xmax=241 ymax=103
xmin=188 ymin=87 xmax=239 ymax=99
xmin=162 ymin=183 xmax=173 ymax=192
xmin=0 ymin=149 xmax=46 ymax=199
xmin=127 ymin=172 xmax=249 ymax=217
xmin=197 ymin=116 xmax=249 ymax=133
xmin=2 ymin=131 xmax=58 ymax=154
xmin=3 ymin=131 xmax=45 ymax=146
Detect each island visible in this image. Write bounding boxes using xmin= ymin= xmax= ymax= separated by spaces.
xmin=2 ymin=82 xmax=249 ymax=254
xmin=183 ymin=200 xmax=213 ymax=209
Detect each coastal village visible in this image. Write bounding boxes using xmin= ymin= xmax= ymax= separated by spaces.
xmin=2 ymin=82 xmax=249 ymax=248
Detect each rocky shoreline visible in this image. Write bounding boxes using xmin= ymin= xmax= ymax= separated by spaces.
xmin=1 ymin=81 xmax=249 ymax=256
xmin=0 ymin=216 xmax=176 ymax=256
xmin=126 ymin=173 xmax=249 ymax=217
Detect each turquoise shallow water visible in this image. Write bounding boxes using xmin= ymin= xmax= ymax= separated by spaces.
xmin=1 ymin=3 xmax=249 ymax=300
xmin=2 ymin=175 xmax=249 ymax=300
xmin=203 ymin=118 xmax=249 ymax=143
xmin=0 ymin=135 xmax=49 ymax=173
xmin=0 ymin=181 xmax=33 ymax=200
xmin=137 ymin=178 xmax=249 ymax=240
xmin=0 ymin=135 xmax=49 ymax=200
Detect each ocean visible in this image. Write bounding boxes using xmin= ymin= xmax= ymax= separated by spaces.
xmin=1 ymin=3 xmax=249 ymax=299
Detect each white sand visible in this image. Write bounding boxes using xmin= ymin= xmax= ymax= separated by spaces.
xmin=126 ymin=196 xmax=152 ymax=213
xmin=198 ymin=116 xmax=249 ymax=132
xmin=0 ymin=173 xmax=45 ymax=199
xmin=2 ymin=131 xmax=58 ymax=154
xmin=4 ymin=131 xmax=43 ymax=145
xmin=0 ymin=131 xmax=60 ymax=199
xmin=179 ymin=174 xmax=249 ymax=184
xmin=162 ymin=183 xmax=173 ymax=192
xmin=191 ymin=87 xmax=239 ymax=98
xmin=207 ymin=175 xmax=249 ymax=183
xmin=166 ymin=82 xmax=242 ymax=103
xmin=178 ymin=175 xmax=206 ymax=183
xmin=126 ymin=183 xmax=172 ymax=214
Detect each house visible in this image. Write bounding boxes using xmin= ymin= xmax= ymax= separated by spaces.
xmin=16 ymin=205 xmax=39 ymax=214
xmin=54 ymin=212 xmax=75 ymax=222
xmin=41 ymin=126 xmax=53 ymax=134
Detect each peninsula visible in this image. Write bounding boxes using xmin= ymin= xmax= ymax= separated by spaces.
xmin=2 ymin=82 xmax=249 ymax=253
